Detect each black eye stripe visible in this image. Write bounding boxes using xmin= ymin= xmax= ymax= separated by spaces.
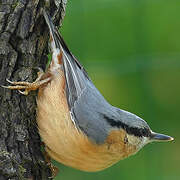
xmin=103 ymin=114 xmax=151 ymax=137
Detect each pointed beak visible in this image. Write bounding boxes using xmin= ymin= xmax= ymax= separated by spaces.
xmin=150 ymin=132 xmax=174 ymax=142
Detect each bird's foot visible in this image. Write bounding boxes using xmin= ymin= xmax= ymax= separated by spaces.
xmin=43 ymin=147 xmax=59 ymax=179
xmin=1 ymin=68 xmax=51 ymax=95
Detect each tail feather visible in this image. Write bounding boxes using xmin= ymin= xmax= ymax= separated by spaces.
xmin=43 ymin=10 xmax=90 ymax=111
xmin=43 ymin=10 xmax=61 ymax=50
xmin=43 ymin=10 xmax=84 ymax=70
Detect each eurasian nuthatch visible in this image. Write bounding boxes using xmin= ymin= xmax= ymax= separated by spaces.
xmin=3 ymin=10 xmax=174 ymax=172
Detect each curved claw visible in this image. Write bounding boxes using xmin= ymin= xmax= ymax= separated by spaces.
xmin=6 ymin=79 xmax=15 ymax=84
xmin=18 ymin=90 xmax=29 ymax=95
xmin=1 ymin=85 xmax=8 ymax=89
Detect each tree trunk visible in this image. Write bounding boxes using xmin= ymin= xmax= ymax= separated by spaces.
xmin=0 ymin=0 xmax=67 ymax=179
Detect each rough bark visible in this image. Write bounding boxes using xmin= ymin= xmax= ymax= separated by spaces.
xmin=0 ymin=0 xmax=67 ymax=179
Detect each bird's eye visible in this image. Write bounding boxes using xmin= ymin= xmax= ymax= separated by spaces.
xmin=124 ymin=135 xmax=128 ymax=144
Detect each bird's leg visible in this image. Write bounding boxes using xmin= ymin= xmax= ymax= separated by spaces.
xmin=1 ymin=68 xmax=51 ymax=95
xmin=42 ymin=144 xmax=59 ymax=178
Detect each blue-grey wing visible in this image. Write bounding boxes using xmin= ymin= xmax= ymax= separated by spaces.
xmin=72 ymin=82 xmax=117 ymax=144
xmin=58 ymin=31 xmax=118 ymax=144
xmin=61 ymin=42 xmax=114 ymax=144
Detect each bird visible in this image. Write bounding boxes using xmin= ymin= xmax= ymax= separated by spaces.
xmin=3 ymin=10 xmax=174 ymax=172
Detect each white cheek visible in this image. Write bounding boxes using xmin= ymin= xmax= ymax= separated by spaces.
xmin=127 ymin=134 xmax=149 ymax=150
xmin=138 ymin=137 xmax=149 ymax=149
xmin=126 ymin=134 xmax=139 ymax=145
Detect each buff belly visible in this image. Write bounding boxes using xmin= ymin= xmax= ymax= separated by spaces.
xmin=36 ymin=69 xmax=137 ymax=172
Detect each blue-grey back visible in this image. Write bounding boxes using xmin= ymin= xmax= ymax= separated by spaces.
xmin=72 ymin=81 xmax=117 ymax=144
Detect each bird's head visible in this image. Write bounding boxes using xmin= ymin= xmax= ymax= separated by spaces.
xmin=105 ymin=108 xmax=174 ymax=151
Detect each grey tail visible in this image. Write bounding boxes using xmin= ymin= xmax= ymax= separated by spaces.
xmin=43 ymin=10 xmax=84 ymax=69
xmin=43 ymin=10 xmax=61 ymax=49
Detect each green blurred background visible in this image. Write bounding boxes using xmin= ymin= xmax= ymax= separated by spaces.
xmin=54 ymin=0 xmax=179 ymax=179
